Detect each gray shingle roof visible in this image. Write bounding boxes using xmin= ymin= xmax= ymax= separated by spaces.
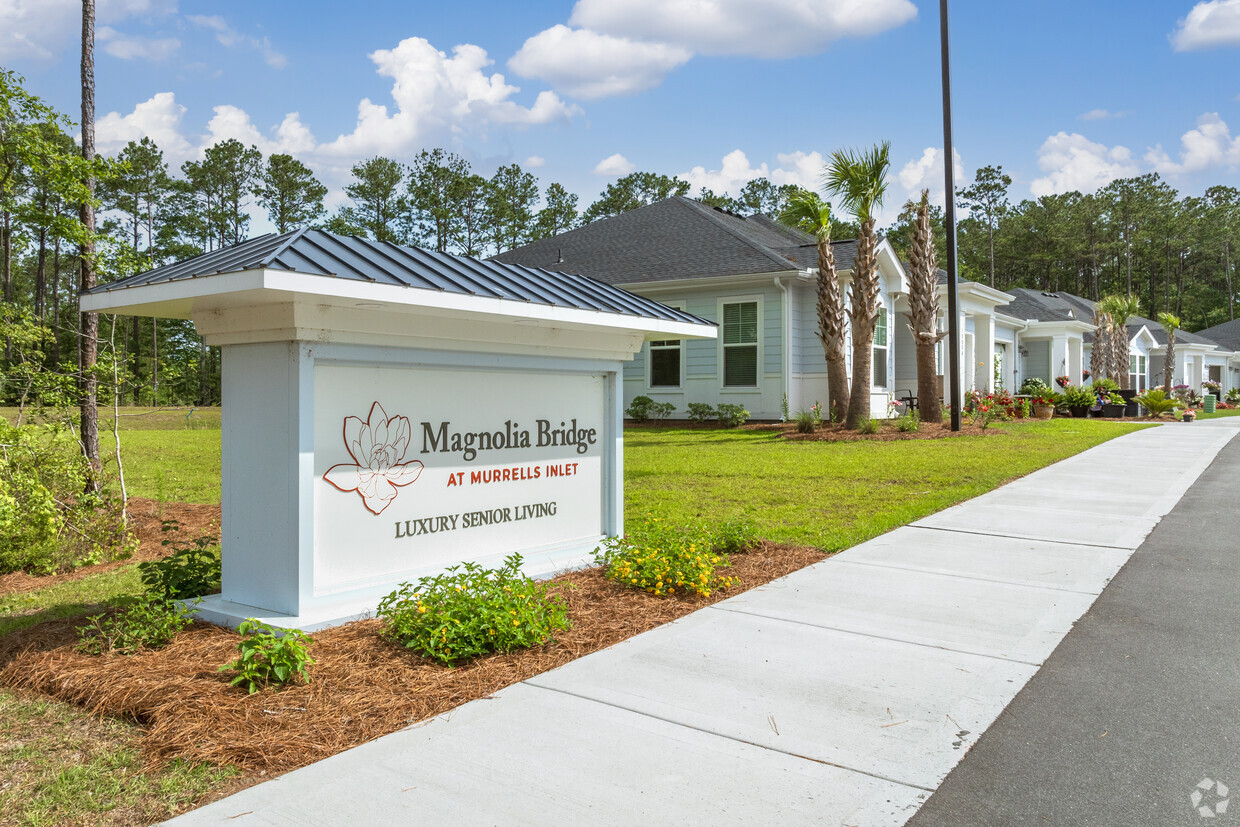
xmin=87 ymin=228 xmax=711 ymax=326
xmin=998 ymin=288 xmax=1233 ymax=350
xmin=492 ymin=196 xmax=858 ymax=285
xmin=1197 ymin=318 xmax=1240 ymax=351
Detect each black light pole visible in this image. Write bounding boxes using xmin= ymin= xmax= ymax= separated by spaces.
xmin=940 ymin=0 xmax=962 ymax=431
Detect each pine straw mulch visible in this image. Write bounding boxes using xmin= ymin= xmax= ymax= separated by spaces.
xmin=0 ymin=499 xmax=221 ymax=597
xmin=0 ymin=541 xmax=825 ymax=776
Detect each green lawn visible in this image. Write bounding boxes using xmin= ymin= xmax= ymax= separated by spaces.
xmin=625 ymin=419 xmax=1150 ymax=550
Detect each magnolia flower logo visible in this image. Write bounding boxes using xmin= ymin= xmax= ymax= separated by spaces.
xmin=324 ymin=402 xmax=423 ymax=515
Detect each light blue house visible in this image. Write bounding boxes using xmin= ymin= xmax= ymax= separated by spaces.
xmin=495 ymin=196 xmax=910 ymax=420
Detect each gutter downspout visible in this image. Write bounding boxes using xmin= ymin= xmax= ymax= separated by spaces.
xmin=775 ymin=276 xmax=792 ymax=417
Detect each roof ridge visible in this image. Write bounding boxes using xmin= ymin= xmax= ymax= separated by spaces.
xmin=672 ymin=196 xmax=805 ymax=273
xmin=259 ymin=227 xmax=311 ymax=269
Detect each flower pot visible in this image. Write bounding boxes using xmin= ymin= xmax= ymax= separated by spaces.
xmin=1101 ymin=403 xmax=1126 ymax=418
xmin=1032 ymin=404 xmax=1055 ymax=420
xmin=1070 ymin=407 xmax=1089 ymax=418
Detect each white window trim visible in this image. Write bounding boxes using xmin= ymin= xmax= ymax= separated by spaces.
xmin=646 ymin=300 xmax=686 ymax=392
xmin=716 ymin=294 xmax=764 ymax=393
xmin=872 ymin=297 xmax=889 ymax=391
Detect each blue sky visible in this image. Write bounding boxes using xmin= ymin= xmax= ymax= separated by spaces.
xmin=5 ymin=0 xmax=1240 ymax=227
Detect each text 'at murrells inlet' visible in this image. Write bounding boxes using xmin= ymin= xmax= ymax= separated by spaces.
xmin=420 ymin=419 xmax=598 ymax=462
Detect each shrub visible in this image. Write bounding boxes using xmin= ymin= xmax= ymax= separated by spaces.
xmin=626 ymin=395 xmax=655 ymax=422
xmin=595 ymin=516 xmax=738 ymax=598
xmin=1226 ymin=388 xmax=1240 ymax=404
xmin=859 ymin=417 xmax=880 ymax=434
xmin=219 ymin=619 xmax=316 ymax=694
xmin=716 ymin=403 xmax=750 ymax=428
xmin=376 ymin=553 xmax=570 ymax=665
xmin=1020 ymin=377 xmax=1050 ymax=395
xmin=686 ymin=402 xmax=716 ymax=423
xmin=713 ymin=518 xmax=760 ymax=554
xmin=77 ymin=596 xmax=198 ymax=655
xmin=649 ymin=401 xmax=675 ymax=421
xmin=1061 ymin=385 xmax=1095 ymax=409
xmin=0 ymin=419 xmax=130 ymax=574
xmin=1134 ymin=388 xmax=1181 ymax=416
xmin=793 ymin=409 xmax=817 ymax=433
xmin=1091 ymin=377 xmax=1120 ymax=393
xmin=896 ymin=411 xmax=920 ymax=433
xmin=139 ymin=521 xmax=221 ymax=599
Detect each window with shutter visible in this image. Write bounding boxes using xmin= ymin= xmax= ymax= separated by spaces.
xmin=722 ymin=301 xmax=758 ymax=387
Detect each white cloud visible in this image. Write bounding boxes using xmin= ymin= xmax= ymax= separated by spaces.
xmin=524 ymin=155 xmax=546 ymax=168
xmin=509 ymin=24 xmax=691 ymax=99
xmin=1030 ymin=132 xmax=1140 ymax=196
xmin=593 ymin=153 xmax=636 ymax=176
xmin=94 ymin=91 xmax=194 ymax=163
xmin=97 ymin=26 xmax=179 ymax=60
xmin=319 ymin=38 xmax=578 ymax=160
xmin=0 ymin=0 xmax=176 ymax=62
xmin=1171 ymin=0 xmax=1240 ymax=50
xmin=1079 ymin=108 xmax=1129 ymax=121
xmin=679 ymin=149 xmax=767 ymax=195
xmin=769 ymin=150 xmax=826 ymax=190
xmin=569 ymin=0 xmax=917 ymax=58
xmin=188 ymin=13 xmax=286 ymax=68
xmin=897 ymin=146 xmax=965 ymax=208
xmin=1146 ymin=112 xmax=1240 ymax=174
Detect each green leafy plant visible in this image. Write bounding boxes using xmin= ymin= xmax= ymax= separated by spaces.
xmin=712 ymin=518 xmax=760 ymax=554
xmin=376 ymin=554 xmax=570 ymax=666
xmin=1091 ymin=377 xmax=1120 ymax=393
xmin=0 ymin=419 xmax=131 ymax=574
xmin=686 ymin=402 xmax=716 ymax=423
xmin=595 ymin=515 xmax=738 ymax=598
xmin=715 ymin=403 xmax=750 ymax=428
xmin=793 ymin=409 xmax=817 ymax=433
xmin=77 ymin=596 xmax=198 ymax=655
xmin=1226 ymin=388 xmax=1240 ymax=404
xmin=219 ymin=619 xmax=315 ymax=693
xmin=139 ymin=521 xmax=221 ymax=599
xmin=1134 ymin=388 xmax=1182 ymax=417
xmin=896 ymin=411 xmax=920 ymax=433
xmin=649 ymin=401 xmax=675 ymax=421
xmin=859 ymin=417 xmax=880 ymax=435
xmin=780 ymin=393 xmax=789 ymax=422
xmin=1061 ymin=385 xmax=1095 ymax=409
xmin=1019 ymin=377 xmax=1050 ymax=396
xmin=1105 ymin=391 xmax=1125 ymax=405
xmin=625 ymin=395 xmax=655 ymax=422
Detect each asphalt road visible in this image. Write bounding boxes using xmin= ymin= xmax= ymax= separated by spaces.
xmin=909 ymin=429 xmax=1240 ymax=826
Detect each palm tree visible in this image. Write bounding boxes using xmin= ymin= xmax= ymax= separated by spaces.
xmin=1089 ymin=306 xmax=1113 ymax=387
xmin=903 ymin=190 xmax=947 ymax=423
xmin=825 ymin=141 xmax=891 ymax=429
xmin=1158 ymin=311 xmax=1181 ymax=393
xmin=1099 ymin=294 xmax=1141 ymax=389
xmin=778 ymin=190 xmax=848 ymax=422
xmin=80 ymin=0 xmax=99 ymax=473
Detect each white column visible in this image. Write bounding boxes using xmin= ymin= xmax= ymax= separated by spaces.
xmin=981 ymin=312 xmax=996 ymax=392
xmin=1051 ymin=335 xmax=1069 ymax=385
xmin=1069 ymin=338 xmax=1083 ymax=386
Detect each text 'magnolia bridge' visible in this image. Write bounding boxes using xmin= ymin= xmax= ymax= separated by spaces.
xmin=81 ymin=228 xmax=715 ymax=630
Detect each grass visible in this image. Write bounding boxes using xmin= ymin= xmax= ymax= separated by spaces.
xmin=0 ymin=406 xmax=221 ymax=431
xmin=120 ymin=430 xmax=221 ymax=504
xmin=1198 ymin=408 xmax=1240 ymax=419
xmin=625 ymin=418 xmax=1150 ymax=551
xmin=0 ymin=689 xmax=237 ymax=827
xmin=0 ymin=565 xmax=144 ymax=638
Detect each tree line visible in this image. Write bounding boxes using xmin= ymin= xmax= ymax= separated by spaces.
xmin=3 ymin=63 xmax=1238 ymax=418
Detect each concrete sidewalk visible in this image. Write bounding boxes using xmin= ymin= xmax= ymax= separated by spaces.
xmin=170 ymin=419 xmax=1240 ymax=827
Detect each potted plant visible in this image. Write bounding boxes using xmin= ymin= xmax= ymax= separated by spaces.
xmin=1062 ymin=385 xmax=1094 ymax=418
xmin=1031 ymin=391 xmax=1057 ymax=420
xmin=1203 ymin=379 xmax=1222 ymax=400
xmin=1100 ymin=391 xmax=1126 ymax=418
xmin=1182 ymin=407 xmax=1197 ymax=422
xmin=1055 ymin=375 xmax=1071 ymax=388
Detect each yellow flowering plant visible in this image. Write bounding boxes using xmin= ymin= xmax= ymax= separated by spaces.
xmin=593 ymin=515 xmax=743 ymax=598
xmin=376 ymin=553 xmax=570 ymax=666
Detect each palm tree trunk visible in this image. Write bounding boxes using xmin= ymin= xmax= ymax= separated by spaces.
xmin=1163 ymin=334 xmax=1175 ymax=393
xmin=845 ymin=219 xmax=880 ymax=429
xmin=815 ymin=237 xmax=849 ymax=422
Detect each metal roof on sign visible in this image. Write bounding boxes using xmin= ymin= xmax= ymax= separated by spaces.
xmin=88 ymin=228 xmax=715 ymax=327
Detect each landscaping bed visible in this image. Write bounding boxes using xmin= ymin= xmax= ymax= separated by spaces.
xmin=0 ymin=541 xmax=823 ymax=777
